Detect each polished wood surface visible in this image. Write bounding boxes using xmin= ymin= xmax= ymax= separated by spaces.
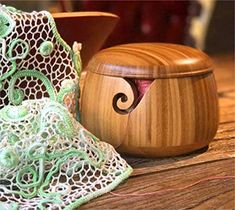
xmin=53 ymin=12 xmax=119 ymax=67
xmin=86 ymin=43 xmax=213 ymax=78
xmin=121 ymin=73 xmax=218 ymax=156
xmin=81 ymin=72 xmax=135 ymax=148
xmin=79 ymin=54 xmax=235 ymax=209
xmin=81 ymin=43 xmax=219 ymax=157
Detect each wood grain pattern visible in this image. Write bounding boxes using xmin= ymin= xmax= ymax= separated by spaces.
xmin=80 ymin=159 xmax=234 ymax=210
xmin=81 ymin=43 xmax=219 ymax=157
xmin=81 ymin=72 xmax=136 ymax=148
xmin=86 ymin=43 xmax=213 ymax=78
xmin=78 ymin=54 xmax=235 ymax=209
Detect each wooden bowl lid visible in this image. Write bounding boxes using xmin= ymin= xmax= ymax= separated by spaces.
xmin=87 ymin=43 xmax=213 ymax=78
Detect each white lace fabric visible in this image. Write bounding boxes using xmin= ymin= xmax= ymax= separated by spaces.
xmin=0 ymin=4 xmax=132 ymax=210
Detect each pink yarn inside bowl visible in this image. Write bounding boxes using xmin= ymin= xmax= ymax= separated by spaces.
xmin=134 ymin=79 xmax=154 ymax=99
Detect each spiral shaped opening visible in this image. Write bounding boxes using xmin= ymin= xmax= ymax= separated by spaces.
xmin=112 ymin=78 xmax=154 ymax=115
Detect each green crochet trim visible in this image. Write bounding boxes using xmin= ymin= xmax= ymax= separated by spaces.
xmin=8 ymin=38 xmax=30 ymax=60
xmin=0 ymin=5 xmax=132 ymax=209
xmin=45 ymin=11 xmax=82 ymax=77
xmin=57 ymin=79 xmax=77 ymax=103
xmin=2 ymin=144 xmax=104 ymax=200
xmin=0 ymin=8 xmax=81 ymax=112
xmin=0 ymin=147 xmax=19 ymax=168
xmin=0 ymin=38 xmax=29 ymax=82
xmin=39 ymin=102 xmax=75 ymax=138
xmin=72 ymin=47 xmax=82 ymax=77
xmin=38 ymin=198 xmax=61 ymax=210
xmin=0 ymin=98 xmax=132 ymax=209
xmin=8 ymin=70 xmax=56 ymax=105
xmin=8 ymin=133 xmax=20 ymax=145
xmin=39 ymin=41 xmax=54 ymax=56
xmin=0 ymin=11 xmax=15 ymax=38
xmin=44 ymin=11 xmax=71 ymax=53
xmin=6 ymin=6 xmax=22 ymax=13
xmin=0 ymin=104 xmax=29 ymax=122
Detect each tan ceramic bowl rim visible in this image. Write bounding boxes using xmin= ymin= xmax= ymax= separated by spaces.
xmin=52 ymin=11 xmax=119 ymax=19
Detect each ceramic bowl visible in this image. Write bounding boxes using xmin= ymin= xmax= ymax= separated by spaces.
xmin=53 ymin=12 xmax=119 ymax=68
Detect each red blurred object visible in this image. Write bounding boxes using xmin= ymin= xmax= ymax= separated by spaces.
xmin=73 ymin=0 xmax=191 ymax=48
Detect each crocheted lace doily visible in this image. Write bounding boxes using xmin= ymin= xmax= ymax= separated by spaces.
xmin=0 ymin=4 xmax=80 ymax=118
xmin=0 ymin=99 xmax=132 ymax=209
xmin=0 ymin=4 xmax=132 ymax=209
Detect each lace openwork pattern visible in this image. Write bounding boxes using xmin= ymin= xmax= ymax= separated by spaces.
xmin=0 ymin=99 xmax=132 ymax=209
xmin=0 ymin=5 xmax=81 ymax=117
xmin=0 ymin=4 xmax=132 ymax=209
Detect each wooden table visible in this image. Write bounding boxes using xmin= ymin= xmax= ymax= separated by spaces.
xmin=80 ymin=54 xmax=235 ymax=209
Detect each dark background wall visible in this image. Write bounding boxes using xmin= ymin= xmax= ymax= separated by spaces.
xmin=205 ymin=0 xmax=234 ymax=54
xmin=1 ymin=0 xmax=234 ymax=55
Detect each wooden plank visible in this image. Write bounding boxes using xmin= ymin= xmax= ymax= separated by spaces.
xmin=80 ymin=159 xmax=235 ymax=209
xmin=126 ymin=138 xmax=234 ymax=177
xmin=193 ymin=190 xmax=235 ymax=210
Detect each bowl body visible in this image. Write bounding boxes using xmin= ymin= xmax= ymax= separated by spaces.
xmin=81 ymin=71 xmax=219 ymax=157
xmin=81 ymin=43 xmax=219 ymax=157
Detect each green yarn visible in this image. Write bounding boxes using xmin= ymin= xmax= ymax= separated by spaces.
xmin=0 ymin=11 xmax=15 ymax=38
xmin=0 ymin=38 xmax=29 ymax=82
xmin=4 ymin=105 xmax=29 ymax=120
xmin=72 ymin=43 xmax=82 ymax=77
xmin=8 ymin=70 xmax=56 ymax=105
xmin=38 ymin=198 xmax=62 ymax=210
xmin=7 ymin=38 xmax=30 ymax=60
xmin=28 ymin=143 xmax=46 ymax=160
xmin=8 ymin=133 xmax=20 ymax=145
xmin=0 ymin=104 xmax=30 ymax=122
xmin=0 ymin=6 xmax=81 ymax=119
xmin=6 ymin=6 xmax=22 ymax=13
xmin=0 ymin=56 xmax=17 ymax=82
xmin=0 ymin=98 xmax=132 ymax=208
xmin=39 ymin=102 xmax=75 ymax=138
xmin=0 ymin=148 xmax=19 ymax=168
xmin=0 ymin=4 xmax=132 ymax=209
xmin=39 ymin=41 xmax=54 ymax=56
xmin=45 ymin=11 xmax=82 ymax=77
xmin=57 ymin=79 xmax=77 ymax=103
xmin=45 ymin=11 xmax=71 ymax=53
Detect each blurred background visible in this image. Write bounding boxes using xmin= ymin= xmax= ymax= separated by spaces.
xmin=1 ymin=0 xmax=234 ymax=55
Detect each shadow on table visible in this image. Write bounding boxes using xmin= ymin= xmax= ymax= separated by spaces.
xmin=123 ymin=146 xmax=209 ymax=169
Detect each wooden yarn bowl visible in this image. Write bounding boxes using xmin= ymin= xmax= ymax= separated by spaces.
xmin=53 ymin=12 xmax=119 ymax=67
xmin=81 ymin=43 xmax=219 ymax=157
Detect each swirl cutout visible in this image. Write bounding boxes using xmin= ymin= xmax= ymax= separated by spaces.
xmin=112 ymin=78 xmax=139 ymax=115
